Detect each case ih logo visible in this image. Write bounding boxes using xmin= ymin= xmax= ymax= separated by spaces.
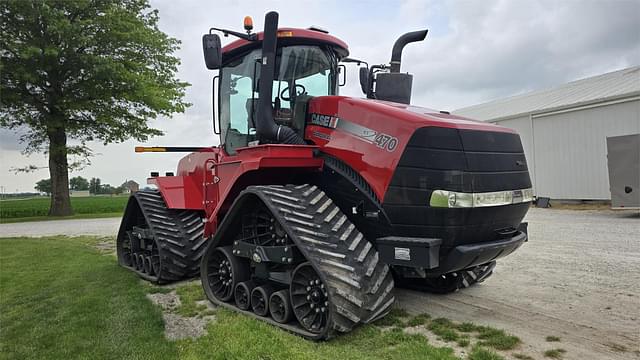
xmin=310 ymin=113 xmax=339 ymax=129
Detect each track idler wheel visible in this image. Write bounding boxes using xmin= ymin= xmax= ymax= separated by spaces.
xmin=251 ymin=285 xmax=275 ymax=317
xmin=234 ymin=281 xmax=255 ymax=310
xmin=204 ymin=246 xmax=249 ymax=302
xmin=291 ymin=263 xmax=329 ymax=334
xmin=269 ymin=289 xmax=293 ymax=324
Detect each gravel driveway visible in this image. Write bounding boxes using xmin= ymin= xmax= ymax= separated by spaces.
xmin=1 ymin=208 xmax=638 ymax=359
xmin=0 ymin=217 xmax=121 ymax=237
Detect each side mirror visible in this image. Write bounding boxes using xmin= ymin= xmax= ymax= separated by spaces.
xmin=338 ymin=64 xmax=347 ymax=86
xmin=359 ymin=67 xmax=369 ymax=94
xmin=202 ymin=34 xmax=222 ymax=70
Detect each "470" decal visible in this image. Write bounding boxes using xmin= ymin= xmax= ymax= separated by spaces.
xmin=373 ymin=133 xmax=398 ymax=152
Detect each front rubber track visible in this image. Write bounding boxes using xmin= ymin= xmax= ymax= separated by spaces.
xmin=117 ymin=190 xmax=206 ymax=283
xmin=200 ymin=184 xmax=395 ymax=340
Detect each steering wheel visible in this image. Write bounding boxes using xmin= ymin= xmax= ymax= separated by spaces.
xmin=280 ymin=84 xmax=306 ymax=101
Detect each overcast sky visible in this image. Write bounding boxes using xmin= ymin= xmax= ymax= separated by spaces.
xmin=1 ymin=0 xmax=639 ymax=193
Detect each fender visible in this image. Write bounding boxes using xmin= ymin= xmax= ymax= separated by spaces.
xmin=149 ymin=175 xmax=204 ymax=210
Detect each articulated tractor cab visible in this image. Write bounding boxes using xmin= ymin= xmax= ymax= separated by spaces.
xmin=117 ymin=11 xmax=532 ymax=339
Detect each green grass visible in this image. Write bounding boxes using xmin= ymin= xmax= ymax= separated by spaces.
xmin=0 ymin=236 xmax=467 ymax=360
xmin=373 ymin=307 xmax=409 ymax=327
xmin=428 ymin=318 xmax=460 ymax=342
xmin=0 ymin=195 xmax=127 ymax=221
xmin=0 ymin=236 xmax=176 ymax=359
xmin=406 ymin=313 xmax=431 ymax=327
xmin=174 ymin=282 xmax=208 ymax=317
xmin=0 ymin=211 xmax=123 ymax=223
xmin=545 ymin=335 xmax=561 ymax=342
xmin=543 ymin=348 xmax=566 ymax=359
xmin=467 ymin=346 xmax=505 ymax=360
xmin=476 ymin=326 xmax=520 ymax=350
xmin=456 ymin=337 xmax=470 ymax=347
xmin=141 ymin=282 xmax=174 ymax=294
xmin=457 ymin=322 xmax=481 ymax=332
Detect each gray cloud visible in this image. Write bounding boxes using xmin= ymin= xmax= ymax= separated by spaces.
xmin=2 ymin=0 xmax=639 ymax=192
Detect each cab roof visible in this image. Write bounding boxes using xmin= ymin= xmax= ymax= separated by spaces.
xmin=221 ymin=27 xmax=349 ymax=63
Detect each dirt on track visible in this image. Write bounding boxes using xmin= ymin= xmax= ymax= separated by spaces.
xmin=1 ymin=208 xmax=638 ymax=359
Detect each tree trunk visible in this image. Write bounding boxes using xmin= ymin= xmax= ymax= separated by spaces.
xmin=48 ymin=127 xmax=73 ymax=216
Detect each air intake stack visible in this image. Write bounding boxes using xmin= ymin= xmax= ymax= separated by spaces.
xmin=373 ymin=30 xmax=427 ymax=105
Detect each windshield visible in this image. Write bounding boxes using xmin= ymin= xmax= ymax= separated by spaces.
xmin=219 ymin=45 xmax=337 ymax=154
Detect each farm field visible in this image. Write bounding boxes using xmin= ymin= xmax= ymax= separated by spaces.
xmin=0 ymin=196 xmax=128 ymax=222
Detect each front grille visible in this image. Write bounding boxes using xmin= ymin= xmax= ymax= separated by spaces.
xmin=382 ymin=127 xmax=531 ymax=247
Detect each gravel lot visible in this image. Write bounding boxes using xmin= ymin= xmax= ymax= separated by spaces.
xmin=1 ymin=208 xmax=638 ymax=359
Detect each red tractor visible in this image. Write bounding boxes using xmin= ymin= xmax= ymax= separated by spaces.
xmin=117 ymin=11 xmax=532 ymax=339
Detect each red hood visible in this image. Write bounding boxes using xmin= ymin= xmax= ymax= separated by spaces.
xmin=306 ymin=96 xmax=519 ymax=200
xmin=349 ymin=97 xmax=515 ymax=133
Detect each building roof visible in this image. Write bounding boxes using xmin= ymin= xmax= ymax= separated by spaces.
xmin=454 ymin=66 xmax=640 ymax=121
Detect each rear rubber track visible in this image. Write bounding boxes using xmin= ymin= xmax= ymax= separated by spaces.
xmin=118 ymin=190 xmax=206 ymax=283
xmin=202 ymin=184 xmax=395 ymax=340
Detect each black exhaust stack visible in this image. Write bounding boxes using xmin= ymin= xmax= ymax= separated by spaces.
xmin=255 ymin=11 xmax=305 ymax=145
xmin=373 ymin=29 xmax=428 ymax=104
xmin=390 ymin=30 xmax=428 ymax=73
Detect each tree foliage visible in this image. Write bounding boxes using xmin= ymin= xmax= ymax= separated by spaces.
xmin=69 ymin=176 xmax=89 ymax=190
xmin=89 ymin=177 xmax=101 ymax=195
xmin=35 ymin=178 xmax=52 ymax=195
xmin=0 ymin=0 xmax=190 ymax=215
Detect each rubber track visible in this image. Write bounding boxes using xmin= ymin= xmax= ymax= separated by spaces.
xmin=129 ymin=190 xmax=206 ymax=283
xmin=396 ymin=261 xmax=496 ymax=294
xmin=237 ymin=184 xmax=395 ymax=339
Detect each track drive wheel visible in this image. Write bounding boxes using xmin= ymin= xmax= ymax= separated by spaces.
xmin=291 ymin=263 xmax=330 ymax=333
xmin=204 ymin=246 xmax=249 ymax=302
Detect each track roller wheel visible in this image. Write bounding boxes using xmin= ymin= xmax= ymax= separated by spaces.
xmin=139 ymin=254 xmax=146 ymax=272
xmin=234 ymin=281 xmax=255 ymax=310
xmin=133 ymin=253 xmax=141 ymax=270
xmin=269 ymin=289 xmax=293 ymax=324
xmin=142 ymin=255 xmax=151 ymax=274
xmin=291 ymin=263 xmax=329 ymax=334
xmin=204 ymin=246 xmax=249 ymax=302
xmin=251 ymin=285 xmax=275 ymax=316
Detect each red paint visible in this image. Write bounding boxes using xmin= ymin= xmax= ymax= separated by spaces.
xmin=147 ymin=28 xmax=520 ymax=240
xmin=149 ymin=145 xmax=323 ymax=237
xmin=222 ymin=28 xmax=348 ymax=57
xmin=149 ymin=93 xmax=517 ymax=238
xmin=305 ymin=96 xmax=515 ymax=200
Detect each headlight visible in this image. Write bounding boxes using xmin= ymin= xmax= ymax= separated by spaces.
xmin=430 ymin=188 xmax=534 ymax=208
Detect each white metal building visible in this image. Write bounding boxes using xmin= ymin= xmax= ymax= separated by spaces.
xmin=455 ymin=66 xmax=640 ymax=200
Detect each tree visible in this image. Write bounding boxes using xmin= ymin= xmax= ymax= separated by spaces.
xmin=69 ymin=176 xmax=89 ymax=191
xmin=0 ymin=0 xmax=189 ymax=216
xmin=101 ymin=183 xmax=115 ymax=195
xmin=89 ymin=177 xmax=101 ymax=195
xmin=35 ymin=178 xmax=52 ymax=195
